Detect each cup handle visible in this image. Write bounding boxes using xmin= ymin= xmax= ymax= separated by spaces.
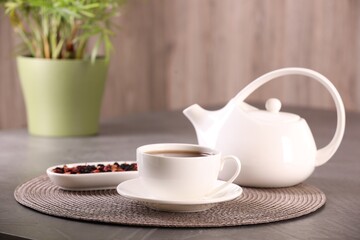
xmin=205 ymin=155 xmax=241 ymax=198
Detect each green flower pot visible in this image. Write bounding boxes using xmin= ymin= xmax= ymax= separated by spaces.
xmin=17 ymin=56 xmax=108 ymax=137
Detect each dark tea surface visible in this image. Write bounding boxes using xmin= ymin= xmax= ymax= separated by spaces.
xmin=145 ymin=150 xmax=213 ymax=158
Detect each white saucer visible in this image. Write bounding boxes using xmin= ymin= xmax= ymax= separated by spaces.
xmin=116 ymin=179 xmax=242 ymax=212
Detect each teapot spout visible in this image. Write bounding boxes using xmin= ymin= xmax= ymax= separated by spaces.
xmin=183 ymin=104 xmax=217 ymax=147
xmin=183 ymin=103 xmax=233 ymax=148
xmin=183 ymin=104 xmax=214 ymax=130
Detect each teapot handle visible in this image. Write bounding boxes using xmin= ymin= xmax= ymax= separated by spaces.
xmin=233 ymin=67 xmax=346 ymax=167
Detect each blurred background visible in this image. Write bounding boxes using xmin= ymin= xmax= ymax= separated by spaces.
xmin=0 ymin=0 xmax=359 ymax=130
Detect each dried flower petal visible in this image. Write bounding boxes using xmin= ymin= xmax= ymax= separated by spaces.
xmin=52 ymin=162 xmax=137 ymax=174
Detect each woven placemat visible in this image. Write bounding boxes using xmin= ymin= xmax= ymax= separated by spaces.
xmin=14 ymin=175 xmax=326 ymax=228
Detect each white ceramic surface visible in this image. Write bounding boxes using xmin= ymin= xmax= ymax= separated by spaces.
xmin=117 ymin=178 xmax=242 ymax=212
xmin=137 ymin=143 xmax=241 ymax=200
xmin=46 ymin=161 xmax=138 ymax=191
xmin=183 ymin=67 xmax=346 ymax=188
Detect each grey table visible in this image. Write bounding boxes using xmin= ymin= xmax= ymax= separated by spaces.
xmin=0 ymin=106 xmax=359 ymax=240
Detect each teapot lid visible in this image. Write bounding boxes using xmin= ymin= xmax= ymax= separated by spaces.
xmin=247 ymin=98 xmax=300 ymax=123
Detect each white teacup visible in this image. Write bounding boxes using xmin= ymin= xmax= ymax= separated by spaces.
xmin=137 ymin=143 xmax=241 ymax=200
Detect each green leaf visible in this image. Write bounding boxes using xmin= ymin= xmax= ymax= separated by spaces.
xmin=53 ymin=39 xmax=65 ymax=59
xmin=2 ymin=0 xmax=127 ymax=59
xmin=90 ymin=36 xmax=102 ymax=63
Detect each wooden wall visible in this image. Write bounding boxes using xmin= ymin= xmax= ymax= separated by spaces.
xmin=0 ymin=0 xmax=359 ymax=130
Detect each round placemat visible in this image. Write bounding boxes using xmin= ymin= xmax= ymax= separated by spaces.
xmin=14 ymin=175 xmax=326 ymax=227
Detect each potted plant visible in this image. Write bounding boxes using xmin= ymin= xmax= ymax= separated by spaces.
xmin=1 ymin=0 xmax=125 ymax=136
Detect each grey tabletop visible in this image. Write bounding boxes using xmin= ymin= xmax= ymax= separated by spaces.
xmin=0 ymin=106 xmax=359 ymax=240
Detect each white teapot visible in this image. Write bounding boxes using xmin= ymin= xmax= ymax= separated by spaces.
xmin=183 ymin=68 xmax=345 ymax=187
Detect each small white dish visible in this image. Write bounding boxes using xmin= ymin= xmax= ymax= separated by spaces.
xmin=47 ymin=161 xmax=138 ymax=191
xmin=117 ymin=178 xmax=242 ymax=212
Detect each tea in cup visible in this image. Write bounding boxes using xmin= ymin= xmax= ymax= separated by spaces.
xmin=137 ymin=143 xmax=241 ymax=200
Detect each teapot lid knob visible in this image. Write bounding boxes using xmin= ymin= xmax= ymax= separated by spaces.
xmin=265 ymin=98 xmax=282 ymax=113
xmin=248 ymin=98 xmax=299 ymax=123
